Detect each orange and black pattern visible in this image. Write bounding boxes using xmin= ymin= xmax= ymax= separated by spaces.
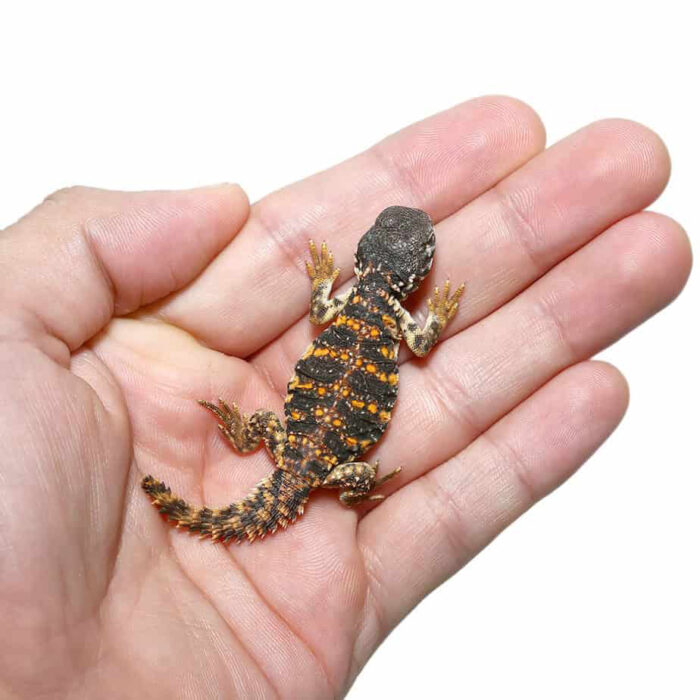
xmin=283 ymin=279 xmax=399 ymax=485
xmin=142 ymin=470 xmax=311 ymax=543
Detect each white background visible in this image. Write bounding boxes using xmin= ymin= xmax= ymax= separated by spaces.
xmin=1 ymin=2 xmax=697 ymax=698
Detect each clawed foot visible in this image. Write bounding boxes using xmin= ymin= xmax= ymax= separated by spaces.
xmin=198 ymin=397 xmax=246 ymax=446
xmin=427 ymin=280 xmax=465 ymax=326
xmin=361 ymin=466 xmax=403 ymax=503
xmin=324 ymin=460 xmax=402 ymax=507
xmin=305 ymin=240 xmax=339 ymax=289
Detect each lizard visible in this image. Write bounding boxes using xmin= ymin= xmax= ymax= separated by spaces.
xmin=142 ymin=205 xmax=464 ymax=543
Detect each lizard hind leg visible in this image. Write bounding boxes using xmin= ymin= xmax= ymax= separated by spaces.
xmin=199 ymin=399 xmax=286 ymax=462
xmin=322 ymin=460 xmax=402 ymax=507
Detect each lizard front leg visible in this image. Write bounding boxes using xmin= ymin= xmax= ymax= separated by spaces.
xmin=306 ymin=240 xmax=351 ymax=325
xmin=391 ymin=280 xmax=465 ymax=357
xmin=322 ymin=460 xmax=402 ymax=506
xmin=199 ymin=399 xmax=286 ymax=463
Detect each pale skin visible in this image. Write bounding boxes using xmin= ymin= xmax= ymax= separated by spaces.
xmin=0 ymin=96 xmax=691 ymax=698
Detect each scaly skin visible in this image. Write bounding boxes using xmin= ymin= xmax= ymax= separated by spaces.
xmin=142 ymin=205 xmax=464 ymax=542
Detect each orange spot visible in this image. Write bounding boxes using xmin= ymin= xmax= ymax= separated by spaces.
xmin=317 ymin=387 xmax=326 ymax=395
xmin=380 ymin=346 xmax=390 ymax=357
xmin=366 ymin=364 xmax=377 ymax=373
xmin=351 ymin=400 xmax=365 ymax=409
xmin=340 ymin=352 xmax=349 ymax=361
xmin=291 ymin=411 xmax=301 ymax=420
xmin=315 ymin=408 xmax=324 ymax=417
xmin=352 ymin=295 xmax=361 ymax=303
xmin=314 ymin=348 xmax=329 ymax=356
xmin=379 ymin=411 xmax=391 ymax=421
xmin=360 ymin=439 xmax=371 ymax=449
xmin=388 ymin=374 xmax=398 ymax=385
xmin=332 ymin=419 xmax=342 ymax=427
xmin=341 ymin=388 xmax=350 ymax=397
xmin=367 ymin=403 xmax=378 ymax=414
xmin=370 ymin=328 xmax=380 ymax=338
xmin=355 ymin=358 xmax=363 ymax=367
xmin=346 ymin=437 xmax=358 ymax=446
xmin=379 ymin=373 xmax=387 ymax=382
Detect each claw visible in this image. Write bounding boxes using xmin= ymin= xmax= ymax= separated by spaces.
xmin=428 ymin=280 xmax=465 ymax=325
xmin=375 ymin=465 xmax=402 ymax=488
xmin=306 ymin=240 xmax=339 ymax=287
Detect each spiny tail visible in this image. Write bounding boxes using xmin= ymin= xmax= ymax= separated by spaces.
xmin=141 ymin=469 xmax=311 ymax=543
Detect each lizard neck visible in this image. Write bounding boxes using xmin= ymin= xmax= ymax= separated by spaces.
xmin=355 ymin=271 xmax=402 ymax=303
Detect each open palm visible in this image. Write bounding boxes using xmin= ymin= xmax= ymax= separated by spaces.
xmin=0 ymin=97 xmax=690 ymax=699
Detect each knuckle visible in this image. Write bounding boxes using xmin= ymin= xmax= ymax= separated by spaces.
xmin=42 ymin=185 xmax=90 ymax=208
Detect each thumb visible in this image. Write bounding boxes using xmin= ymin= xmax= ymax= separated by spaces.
xmin=0 ymin=184 xmax=248 ymax=362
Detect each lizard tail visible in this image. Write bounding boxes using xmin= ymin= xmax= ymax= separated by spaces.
xmin=141 ymin=469 xmax=311 ymax=543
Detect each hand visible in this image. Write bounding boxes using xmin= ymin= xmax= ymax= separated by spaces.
xmin=0 ymin=97 xmax=690 ymax=698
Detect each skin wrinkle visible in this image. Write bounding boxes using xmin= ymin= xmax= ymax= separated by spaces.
xmin=222 ymin=546 xmax=336 ymax=699
xmin=18 ymin=304 xmax=73 ymax=367
xmin=128 ymin=538 xmax=271 ymax=698
xmin=246 ymin=209 xmax=316 ymax=291
xmin=479 ymin=430 xmax=539 ymax=508
xmin=237 ymin=218 xmax=361 ymax=365
xmin=349 ymin=543 xmax=387 ymax=678
xmin=249 ymin=274 xmax=356 ymax=379
xmin=533 ymin=286 xmax=579 ymax=366
xmin=369 ymin=140 xmax=428 ymax=211
xmin=169 ymin=554 xmax=278 ymax=700
xmin=418 ymin=468 xmax=476 ymax=565
xmin=491 ymin=181 xmax=548 ymax=272
xmin=165 ymin=555 xmax=267 ymax=698
xmin=252 ymin=349 xmax=286 ymax=402
xmin=73 ymin=218 xmax=117 ymax=343
xmin=80 ymin=388 xmax=121 ymax=569
xmin=94 ymin=469 xmax=136 ymax=675
xmin=11 ymin=562 xmax=101 ymax=697
xmin=416 ymin=352 xmax=485 ymax=439
xmin=46 ymin=417 xmax=121 ymax=691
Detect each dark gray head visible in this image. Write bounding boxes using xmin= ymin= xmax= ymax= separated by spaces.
xmin=354 ymin=206 xmax=435 ymax=298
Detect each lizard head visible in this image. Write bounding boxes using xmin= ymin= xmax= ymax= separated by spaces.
xmin=354 ymin=206 xmax=435 ymax=299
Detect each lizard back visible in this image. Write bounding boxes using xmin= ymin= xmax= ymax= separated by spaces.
xmin=283 ymin=275 xmax=400 ymax=486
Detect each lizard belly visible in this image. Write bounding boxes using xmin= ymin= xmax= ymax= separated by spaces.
xmin=283 ymin=293 xmax=399 ymax=486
